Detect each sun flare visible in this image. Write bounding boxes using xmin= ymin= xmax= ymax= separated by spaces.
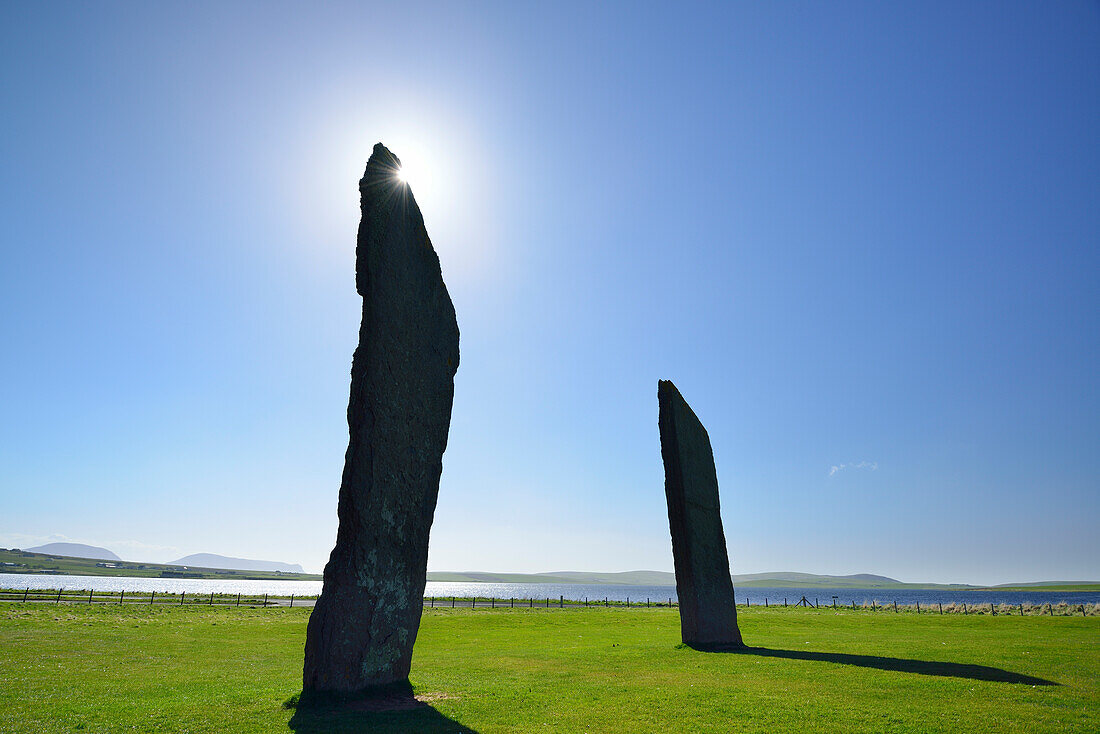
xmin=389 ymin=148 xmax=434 ymax=200
xmin=303 ymin=110 xmax=491 ymax=278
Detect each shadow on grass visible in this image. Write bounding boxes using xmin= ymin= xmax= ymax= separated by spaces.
xmin=286 ymin=689 xmax=476 ymax=733
xmin=690 ymin=645 xmax=1057 ymax=686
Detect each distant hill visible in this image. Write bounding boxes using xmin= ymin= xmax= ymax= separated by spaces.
xmin=732 ymin=572 xmax=904 ymax=588
xmin=25 ymin=543 xmax=120 ymax=561
xmin=169 ymin=554 xmax=304 ymax=574
xmin=0 ymin=548 xmax=319 ymax=580
xmin=990 ymin=580 xmax=1097 ymax=588
xmin=551 ymin=570 xmax=679 ymax=585
xmin=987 ymin=581 xmax=1100 ymax=591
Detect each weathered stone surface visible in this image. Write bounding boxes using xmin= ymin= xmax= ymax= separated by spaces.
xmin=658 ymin=380 xmax=743 ymax=649
xmin=302 ymin=143 xmax=460 ymax=697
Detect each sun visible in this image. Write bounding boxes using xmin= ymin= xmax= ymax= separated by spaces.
xmin=390 ymin=149 xmax=433 ymax=199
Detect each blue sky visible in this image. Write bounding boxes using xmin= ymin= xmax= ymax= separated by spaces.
xmin=1 ymin=1 xmax=1097 ymax=584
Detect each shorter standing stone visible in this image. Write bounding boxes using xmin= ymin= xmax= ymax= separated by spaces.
xmin=658 ymin=380 xmax=743 ymax=649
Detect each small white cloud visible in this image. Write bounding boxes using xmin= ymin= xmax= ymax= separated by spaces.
xmin=0 ymin=531 xmax=72 ymax=548
xmin=828 ymin=461 xmax=878 ymax=477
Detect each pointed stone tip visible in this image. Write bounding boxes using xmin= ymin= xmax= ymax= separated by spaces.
xmin=659 ymin=380 xmax=702 ymax=427
xmin=370 ymin=142 xmax=398 ymax=164
xmin=363 ymin=142 xmax=403 ymax=183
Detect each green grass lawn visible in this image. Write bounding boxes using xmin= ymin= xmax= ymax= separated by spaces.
xmin=1 ymin=604 xmax=1096 ymax=733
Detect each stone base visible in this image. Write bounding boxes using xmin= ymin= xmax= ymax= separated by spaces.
xmin=296 ymin=679 xmax=414 ymax=709
xmin=682 ymin=641 xmax=748 ymax=653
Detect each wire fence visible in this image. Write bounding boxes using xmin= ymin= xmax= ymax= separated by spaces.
xmin=0 ymin=588 xmax=299 ymax=607
xmin=1 ymin=588 xmax=1097 ymax=616
xmin=739 ymin=594 xmax=1099 ymax=616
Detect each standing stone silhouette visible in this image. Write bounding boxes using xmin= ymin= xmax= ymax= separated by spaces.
xmin=302 ymin=143 xmax=460 ymax=699
xmin=657 ymin=380 xmax=743 ymax=649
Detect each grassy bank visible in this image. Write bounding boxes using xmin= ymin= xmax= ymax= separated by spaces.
xmin=1 ymin=604 xmax=1096 ymax=732
xmin=0 ymin=549 xmax=321 ymax=581
xmin=982 ymin=584 xmax=1100 ymax=593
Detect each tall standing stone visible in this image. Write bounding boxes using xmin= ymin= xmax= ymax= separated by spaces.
xmin=302 ymin=143 xmax=460 ymax=698
xmin=658 ymin=380 xmax=743 ymax=649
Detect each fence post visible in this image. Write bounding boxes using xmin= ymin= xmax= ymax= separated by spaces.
xmin=1082 ymin=605 xmax=1087 ymax=617
xmin=88 ymin=589 xmax=93 ymax=604
xmin=452 ymin=596 xmax=456 ymax=608
xmin=472 ymin=597 xmax=476 ymax=609
xmin=766 ymin=598 xmax=769 ymax=607
xmin=938 ymin=602 xmax=942 ymax=614
xmin=150 ymin=591 xmax=155 ymax=605
xmin=263 ymin=593 xmax=268 ymax=607
xmin=962 ymin=603 xmax=966 ymax=614
xmin=181 ymin=592 xmax=185 ymax=606
xmin=893 ymin=601 xmax=897 ymax=613
xmin=290 ymin=595 xmax=294 ymax=608
xmin=23 ymin=588 xmax=29 ymax=603
xmin=990 ymin=603 xmax=995 ymax=616
xmin=667 ymin=598 xmax=671 ymax=608
xmin=511 ymin=597 xmax=514 ymax=608
xmin=784 ymin=598 xmax=787 ymax=607
xmin=546 ymin=597 xmax=549 ymax=608
xmin=747 ymin=597 xmax=750 ymax=607
xmin=237 ymin=593 xmax=241 ymax=608
xmin=560 ymin=595 xmax=563 ymax=608
xmin=431 ymin=596 xmax=434 ymax=608
xmin=916 ymin=601 xmax=920 ymax=614
xmin=529 ymin=597 xmax=532 ymax=608
xmin=492 ymin=597 xmax=495 ymax=608
xmin=209 ymin=592 xmax=214 ymax=606
xmin=56 ymin=589 xmax=62 ymax=604
xmin=120 ymin=590 xmax=124 ymax=605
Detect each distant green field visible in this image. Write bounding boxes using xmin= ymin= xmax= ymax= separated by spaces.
xmin=986 ymin=584 xmax=1100 ymax=593
xmin=1 ymin=603 xmax=1096 ymax=732
xmin=0 ymin=549 xmax=321 ymax=581
xmin=734 ymin=579 xmax=966 ymax=589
